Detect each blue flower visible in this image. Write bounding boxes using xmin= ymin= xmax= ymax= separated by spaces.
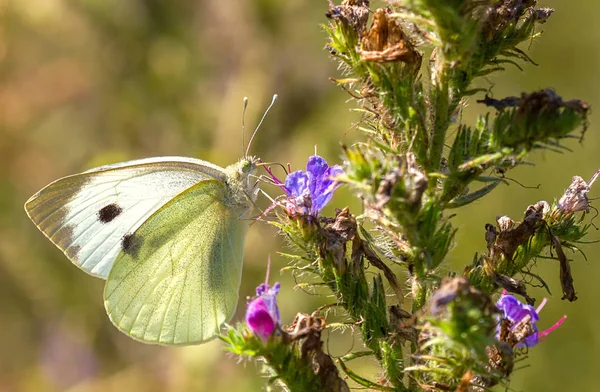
xmin=496 ymin=293 xmax=566 ymax=348
xmin=281 ymin=155 xmax=343 ymax=216
xmin=245 ymin=282 xmax=281 ymax=341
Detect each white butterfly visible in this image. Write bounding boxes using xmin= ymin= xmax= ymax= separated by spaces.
xmin=25 ymin=95 xmax=277 ymax=345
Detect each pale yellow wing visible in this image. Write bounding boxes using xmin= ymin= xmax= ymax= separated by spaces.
xmin=104 ymin=179 xmax=247 ymax=345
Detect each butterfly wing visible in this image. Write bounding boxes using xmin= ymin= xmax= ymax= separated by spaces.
xmin=24 ymin=157 xmax=227 ymax=278
xmin=103 ymin=179 xmax=246 ymax=345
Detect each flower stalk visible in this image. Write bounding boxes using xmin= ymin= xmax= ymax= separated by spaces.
xmin=223 ymin=1 xmax=596 ymax=390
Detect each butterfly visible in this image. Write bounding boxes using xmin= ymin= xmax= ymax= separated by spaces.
xmin=24 ymin=96 xmax=277 ymax=345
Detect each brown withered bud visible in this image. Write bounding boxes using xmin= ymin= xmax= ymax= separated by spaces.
xmin=284 ymin=313 xmax=349 ymax=392
xmin=527 ymin=200 xmax=550 ymax=217
xmin=359 ymin=8 xmax=422 ymax=67
xmin=557 ymin=170 xmax=600 ymax=215
xmin=360 ymin=241 xmax=404 ymax=300
xmin=496 ymin=216 xmax=515 ymax=232
xmin=518 ymin=89 xmax=589 ymax=117
xmin=485 ymin=223 xmax=497 ymax=250
xmin=478 ymin=89 xmax=590 ymax=118
xmin=321 ymin=207 xmax=405 ymax=299
xmin=389 ymin=304 xmax=412 ymax=320
xmin=488 ymin=202 xmax=546 ymax=262
xmin=482 ymin=0 xmax=542 ymax=37
xmin=476 ymin=94 xmax=521 ymax=111
xmin=480 ymin=343 xmax=514 ymax=387
xmin=329 ymin=207 xmax=357 ymax=241
xmin=428 ymin=277 xmax=496 ymax=317
xmin=519 ymin=89 xmax=562 ymax=114
xmin=326 ymin=0 xmax=370 ymax=36
xmin=375 ymin=166 xmax=403 ymax=209
xmin=286 ymin=312 xmax=327 ymax=339
xmin=534 ymin=7 xmax=555 ymax=23
xmin=320 ymin=208 xmax=356 ymax=274
xmin=493 ymin=274 xmax=534 ymax=305
xmin=563 ymin=98 xmax=590 ymax=114
xmin=428 ymin=277 xmax=471 ymax=316
xmin=375 ymin=153 xmax=427 ymax=211
xmin=406 ymin=153 xmax=428 ymax=208
xmin=389 ymin=305 xmax=418 ymax=343
xmin=550 ymin=234 xmax=578 ymax=301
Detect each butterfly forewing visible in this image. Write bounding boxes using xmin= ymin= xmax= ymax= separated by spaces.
xmin=104 ymin=179 xmax=247 ymax=345
xmin=25 ymin=157 xmax=227 ymax=278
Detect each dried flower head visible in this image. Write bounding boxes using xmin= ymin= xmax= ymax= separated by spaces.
xmin=359 ymin=8 xmax=422 ymax=66
xmin=557 ymin=169 xmax=600 ymax=214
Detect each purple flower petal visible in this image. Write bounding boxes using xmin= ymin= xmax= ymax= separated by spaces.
xmin=284 ymin=171 xmax=309 ymax=198
xmin=306 ymin=156 xmax=329 ymax=197
xmin=496 ymin=295 xmax=539 ymax=324
xmin=522 ymin=304 xmax=540 ymax=323
xmin=246 ymin=298 xmax=276 ymax=340
xmin=246 ymin=282 xmax=281 ymax=341
xmin=496 ymin=295 xmax=523 ymax=322
xmin=269 ymin=155 xmax=344 ymax=216
xmin=312 ymin=165 xmax=343 ymax=211
xmin=256 ymin=283 xmax=268 ymax=296
xmin=521 ymin=334 xmax=539 ymax=348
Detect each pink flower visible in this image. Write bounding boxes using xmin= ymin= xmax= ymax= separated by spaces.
xmin=246 ymin=282 xmax=281 ymax=341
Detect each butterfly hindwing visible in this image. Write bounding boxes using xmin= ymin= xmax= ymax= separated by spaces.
xmin=104 ymin=179 xmax=247 ymax=345
xmin=24 ymin=157 xmax=227 ymax=278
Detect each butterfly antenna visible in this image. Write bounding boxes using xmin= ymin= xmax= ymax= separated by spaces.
xmin=245 ymin=94 xmax=278 ymax=157
xmin=242 ymin=97 xmax=249 ymax=157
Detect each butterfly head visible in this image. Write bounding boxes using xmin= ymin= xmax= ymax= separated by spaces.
xmin=225 ymin=156 xmax=260 ymax=208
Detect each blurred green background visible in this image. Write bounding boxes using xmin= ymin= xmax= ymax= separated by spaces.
xmin=1 ymin=0 xmax=598 ymax=391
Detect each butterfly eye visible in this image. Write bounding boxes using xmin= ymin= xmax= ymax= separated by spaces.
xmin=241 ymin=159 xmax=253 ymax=174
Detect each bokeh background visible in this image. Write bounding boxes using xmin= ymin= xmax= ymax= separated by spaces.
xmin=1 ymin=0 xmax=598 ymax=391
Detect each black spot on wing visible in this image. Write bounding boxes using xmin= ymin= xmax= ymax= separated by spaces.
xmin=98 ymin=203 xmax=123 ymax=223
xmin=122 ymin=233 xmax=143 ymax=258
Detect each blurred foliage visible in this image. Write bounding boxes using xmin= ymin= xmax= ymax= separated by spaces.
xmin=1 ymin=0 xmax=599 ymax=391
